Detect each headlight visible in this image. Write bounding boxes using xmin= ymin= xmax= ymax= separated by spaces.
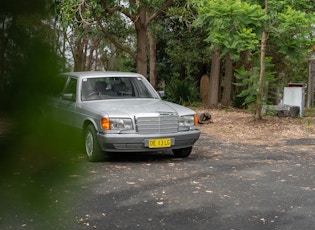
xmin=101 ymin=118 xmax=133 ymax=130
xmin=111 ymin=118 xmax=133 ymax=130
xmin=179 ymin=115 xmax=196 ymax=127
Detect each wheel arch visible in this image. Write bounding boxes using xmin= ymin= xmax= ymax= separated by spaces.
xmin=82 ymin=118 xmax=98 ymax=137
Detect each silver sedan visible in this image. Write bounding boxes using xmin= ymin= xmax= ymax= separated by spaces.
xmin=50 ymin=71 xmax=200 ymax=161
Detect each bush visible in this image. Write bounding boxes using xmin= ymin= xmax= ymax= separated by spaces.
xmin=164 ymin=76 xmax=199 ymax=105
xmin=233 ymin=57 xmax=278 ymax=109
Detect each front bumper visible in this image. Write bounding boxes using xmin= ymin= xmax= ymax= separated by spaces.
xmin=97 ymin=129 xmax=201 ymax=152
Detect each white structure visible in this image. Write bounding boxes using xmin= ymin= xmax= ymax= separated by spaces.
xmin=283 ymin=86 xmax=305 ymax=117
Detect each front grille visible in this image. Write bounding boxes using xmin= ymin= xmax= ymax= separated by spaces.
xmin=135 ymin=113 xmax=179 ymax=134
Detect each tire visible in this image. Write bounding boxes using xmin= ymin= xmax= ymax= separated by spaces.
xmin=172 ymin=147 xmax=192 ymax=158
xmin=84 ymin=124 xmax=104 ymax=162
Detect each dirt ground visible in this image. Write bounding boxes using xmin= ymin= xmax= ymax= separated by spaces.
xmin=1 ymin=108 xmax=315 ymax=229
xmin=195 ymin=108 xmax=315 ymax=148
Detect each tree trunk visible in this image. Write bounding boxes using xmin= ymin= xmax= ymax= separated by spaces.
xmin=83 ymin=38 xmax=88 ymax=70
xmin=221 ymin=53 xmax=233 ymax=106
xmin=87 ymin=37 xmax=99 ymax=70
xmin=306 ymin=50 xmax=315 ymax=108
xmin=74 ymin=38 xmax=84 ymax=71
xmin=100 ymin=1 xmax=174 ymax=77
xmin=135 ymin=9 xmax=148 ymax=77
xmin=107 ymin=43 xmax=117 ymax=71
xmin=255 ymin=0 xmax=268 ymax=119
xmin=255 ymin=29 xmax=268 ymax=119
xmin=208 ymin=50 xmax=221 ymax=108
xmin=148 ymin=28 xmax=157 ymax=88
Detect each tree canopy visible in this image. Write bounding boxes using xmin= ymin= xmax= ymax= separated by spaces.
xmin=1 ymin=0 xmax=315 ymax=111
xmin=191 ymin=0 xmax=314 ymax=114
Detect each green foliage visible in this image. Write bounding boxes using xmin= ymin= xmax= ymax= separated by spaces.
xmin=164 ymin=75 xmax=200 ymax=105
xmin=192 ymin=0 xmax=314 ymax=112
xmin=272 ymin=5 xmax=315 ymax=55
xmin=0 ymin=1 xmax=79 ymax=227
xmin=192 ymin=0 xmax=265 ymax=59
xmin=0 ymin=1 xmax=60 ymax=109
xmin=277 ymin=52 xmax=308 ymax=84
xmin=53 ymin=0 xmax=137 ymax=71
xmin=234 ymin=67 xmax=258 ymax=107
xmin=234 ymin=57 xmax=278 ymax=108
xmin=154 ymin=1 xmax=209 ymax=84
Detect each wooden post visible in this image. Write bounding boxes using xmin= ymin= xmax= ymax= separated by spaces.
xmin=200 ymin=75 xmax=209 ymax=103
xmin=306 ymin=46 xmax=315 ymax=108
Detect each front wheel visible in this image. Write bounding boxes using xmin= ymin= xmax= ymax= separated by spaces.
xmin=84 ymin=124 xmax=104 ymax=162
xmin=172 ymin=147 xmax=192 ymax=158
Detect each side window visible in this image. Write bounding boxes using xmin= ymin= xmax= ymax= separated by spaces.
xmin=51 ymin=76 xmax=68 ymax=96
xmin=63 ymin=78 xmax=77 ymax=101
xmin=132 ymin=77 xmax=153 ymax=98
xmin=64 ymin=78 xmax=77 ymax=94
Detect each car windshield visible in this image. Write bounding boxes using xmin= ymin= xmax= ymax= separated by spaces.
xmin=81 ymin=76 xmax=158 ymax=101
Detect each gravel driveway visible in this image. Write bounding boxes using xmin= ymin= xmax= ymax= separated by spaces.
xmin=1 ymin=109 xmax=315 ymax=229
xmin=70 ymin=134 xmax=315 ymax=230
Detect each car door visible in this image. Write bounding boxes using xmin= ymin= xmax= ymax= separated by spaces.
xmin=55 ymin=77 xmax=78 ymax=128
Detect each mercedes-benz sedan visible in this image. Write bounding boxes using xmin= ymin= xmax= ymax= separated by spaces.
xmin=50 ymin=71 xmax=200 ymax=161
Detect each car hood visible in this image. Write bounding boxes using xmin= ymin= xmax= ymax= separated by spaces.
xmin=82 ymin=98 xmax=195 ymax=117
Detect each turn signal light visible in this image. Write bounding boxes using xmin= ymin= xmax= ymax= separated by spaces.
xmin=194 ymin=114 xmax=198 ymax=126
xmin=101 ymin=118 xmax=110 ymax=130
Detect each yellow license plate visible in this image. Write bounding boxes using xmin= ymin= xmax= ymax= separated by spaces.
xmin=149 ymin=138 xmax=171 ymax=148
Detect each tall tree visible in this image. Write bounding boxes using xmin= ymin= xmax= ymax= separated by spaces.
xmin=208 ymin=49 xmax=221 ymax=108
xmin=254 ymin=0 xmax=315 ymax=118
xmin=221 ymin=53 xmax=233 ymax=106
xmin=159 ymin=1 xmax=209 ymax=80
xmin=98 ymin=0 xmax=174 ymax=77
xmin=55 ymin=0 xmax=174 ymax=77
xmin=148 ymin=27 xmax=157 ymax=87
xmin=192 ymin=0 xmax=264 ymax=108
xmin=54 ymin=0 xmax=112 ymax=71
xmin=193 ymin=0 xmax=315 ymax=113
xmin=255 ymin=0 xmax=268 ymax=119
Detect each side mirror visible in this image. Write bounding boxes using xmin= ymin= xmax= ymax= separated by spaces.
xmin=62 ymin=93 xmax=75 ymax=101
xmin=158 ymin=90 xmax=165 ymax=98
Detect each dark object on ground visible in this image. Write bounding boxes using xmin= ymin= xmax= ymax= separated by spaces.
xmin=275 ymin=106 xmax=300 ymax=118
xmin=198 ymin=112 xmax=212 ymax=124
xmin=264 ymin=105 xmax=300 ymax=118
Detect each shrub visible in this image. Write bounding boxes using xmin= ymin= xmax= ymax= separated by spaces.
xmin=164 ymin=76 xmax=199 ymax=105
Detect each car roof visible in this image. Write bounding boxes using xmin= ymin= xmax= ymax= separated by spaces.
xmin=62 ymin=71 xmax=143 ymax=79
